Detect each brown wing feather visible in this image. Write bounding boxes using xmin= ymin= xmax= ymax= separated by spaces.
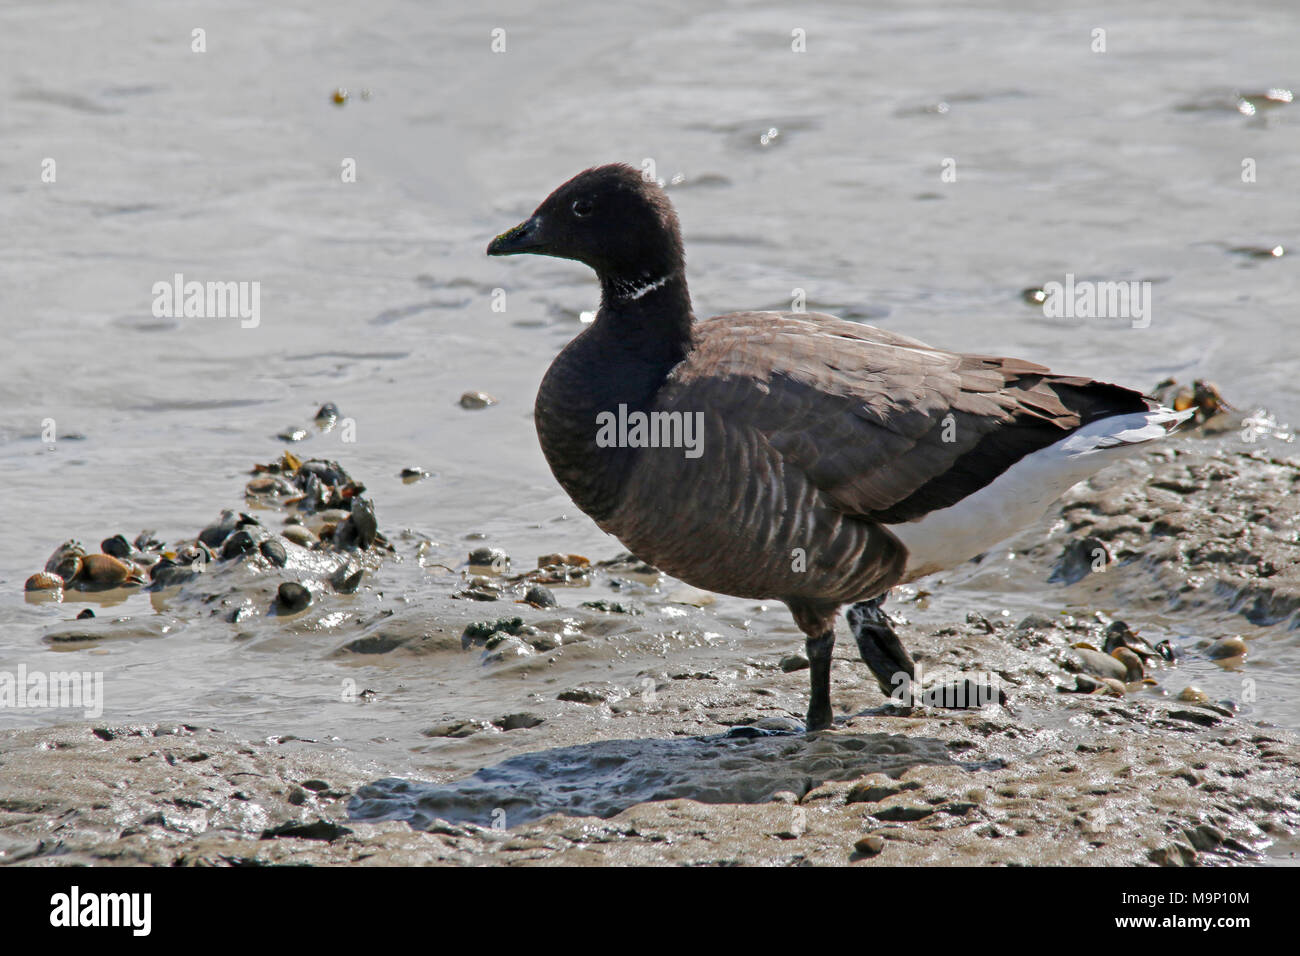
xmin=664 ymin=311 xmax=1152 ymax=524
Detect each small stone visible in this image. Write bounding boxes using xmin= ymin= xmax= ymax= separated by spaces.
xmin=527 ymin=632 xmax=562 ymax=652
xmin=463 ymin=617 xmax=524 ymax=642
xmin=854 ymin=834 xmax=885 ymax=856
xmin=1206 ymin=636 xmax=1247 ymax=660
xmin=1185 ymin=824 xmax=1225 ymax=851
xmin=1050 ymin=536 xmax=1111 ymax=585
xmin=871 ymin=804 xmax=934 ymax=822
xmin=580 ymin=600 xmax=641 ymax=614
xmin=468 ymin=546 xmax=509 ymax=571
xmin=751 ymin=716 xmax=802 ymax=733
xmin=1177 ymin=686 xmax=1210 ymax=704
xmin=780 ymin=654 xmax=809 ymax=673
xmin=847 ymin=778 xmax=919 ymax=804
xmin=524 ymin=585 xmax=557 ymax=608
xmin=558 ymin=688 xmax=607 ymax=704
xmin=76 ymin=608 xmax=95 ymax=620
xmin=481 ymin=635 xmax=534 ymax=663
xmin=283 ymin=525 xmax=317 ymax=547
xmin=421 ymin=721 xmax=480 ymax=739
xmin=492 ymin=713 xmax=545 ymax=731
xmin=459 ymin=391 xmax=498 ymax=410
xmin=275 ymin=582 xmax=312 ymax=613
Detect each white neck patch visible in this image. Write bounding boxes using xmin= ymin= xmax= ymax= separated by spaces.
xmin=618 ymin=272 xmax=675 ymax=302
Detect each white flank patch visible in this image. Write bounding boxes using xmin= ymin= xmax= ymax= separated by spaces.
xmin=888 ymin=406 xmax=1191 ymax=581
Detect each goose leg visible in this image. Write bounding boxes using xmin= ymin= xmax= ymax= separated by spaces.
xmin=804 ymin=629 xmax=835 ymax=732
xmin=846 ymin=595 xmax=915 ymax=703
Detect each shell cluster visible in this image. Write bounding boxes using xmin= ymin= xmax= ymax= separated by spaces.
xmin=24 ymin=453 xmax=386 ymax=604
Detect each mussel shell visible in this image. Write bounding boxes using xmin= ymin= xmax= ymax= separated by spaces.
xmin=101 ymin=534 xmax=133 ymax=559
xmin=149 ymin=559 xmax=201 ymax=588
xmin=198 ymin=510 xmax=240 ymax=549
xmin=349 ymin=497 xmax=377 ymax=550
xmin=297 ymin=459 xmax=353 ymax=488
xmin=134 ymin=530 xmax=164 ymax=552
xmin=221 ymin=529 xmax=259 ymax=560
xmin=77 ymin=553 xmax=139 ymax=589
xmin=259 ymin=538 xmax=288 ymax=567
xmin=45 ymin=540 xmax=86 ymax=574
xmin=332 ymin=564 xmax=364 ymax=593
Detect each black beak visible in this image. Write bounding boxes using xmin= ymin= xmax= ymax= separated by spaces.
xmin=487 ymin=215 xmax=544 ymax=256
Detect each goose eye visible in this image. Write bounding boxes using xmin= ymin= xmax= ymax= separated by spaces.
xmin=571 ymin=198 xmax=593 ymax=218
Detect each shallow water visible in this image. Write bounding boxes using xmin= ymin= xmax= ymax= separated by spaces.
xmin=3 ymin=0 xmax=1299 ymax=798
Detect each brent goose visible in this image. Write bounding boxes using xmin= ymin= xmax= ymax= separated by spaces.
xmin=488 ymin=164 xmax=1189 ymax=731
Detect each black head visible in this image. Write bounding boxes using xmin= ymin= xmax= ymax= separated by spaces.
xmin=487 ymin=164 xmax=685 ymax=285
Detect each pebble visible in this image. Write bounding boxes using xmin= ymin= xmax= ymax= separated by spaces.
xmin=558 ymin=688 xmax=607 ymax=704
xmin=580 ymin=600 xmax=641 ymax=614
xmin=463 ymin=617 xmax=524 ymax=642
xmin=275 ymin=582 xmax=312 ymax=613
xmin=283 ymin=525 xmax=317 ymax=547
xmin=76 ymin=608 xmax=95 ymax=620
xmin=1206 ymin=636 xmax=1248 ymax=660
xmin=780 ymin=654 xmax=810 ymax=673
xmin=492 ymin=713 xmax=545 ymax=731
xmin=1052 ymin=536 xmax=1111 ymax=585
xmin=481 ymin=635 xmax=534 ymax=663
xmin=246 ymin=475 xmax=293 ymax=496
xmin=752 ymin=716 xmax=802 ymax=733
xmin=847 ymin=779 xmax=918 ymax=804
xmin=468 ymin=546 xmax=509 ymax=570
xmin=537 ymin=553 xmax=589 ymax=567
xmin=1177 ymin=686 xmax=1210 ymax=704
xmin=854 ymin=834 xmax=886 ymax=856
xmin=459 ymin=391 xmax=498 ymax=410
xmin=523 ymin=585 xmax=556 ymax=608
xmin=1069 ymin=644 xmax=1130 ymax=682
xmin=527 ymin=632 xmax=562 ymax=652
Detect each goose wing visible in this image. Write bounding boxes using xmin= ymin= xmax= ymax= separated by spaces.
xmin=660 ymin=311 xmax=1153 ymax=524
